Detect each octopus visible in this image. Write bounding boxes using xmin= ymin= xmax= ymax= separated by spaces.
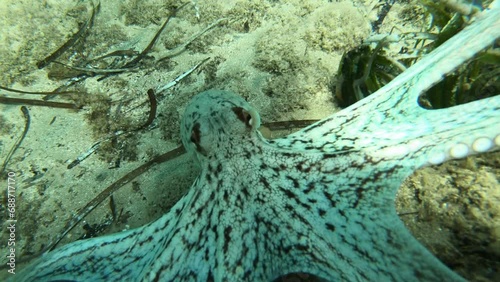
xmin=14 ymin=3 xmax=500 ymax=282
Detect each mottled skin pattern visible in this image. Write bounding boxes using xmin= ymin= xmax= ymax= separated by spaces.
xmin=14 ymin=3 xmax=500 ymax=282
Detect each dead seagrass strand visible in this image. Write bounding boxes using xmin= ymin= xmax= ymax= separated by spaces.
xmin=14 ymin=3 xmax=500 ymax=282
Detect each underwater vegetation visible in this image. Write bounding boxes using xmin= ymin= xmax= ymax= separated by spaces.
xmin=334 ymin=0 xmax=499 ymax=109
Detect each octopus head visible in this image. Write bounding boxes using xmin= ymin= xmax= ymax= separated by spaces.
xmin=181 ymin=90 xmax=261 ymax=162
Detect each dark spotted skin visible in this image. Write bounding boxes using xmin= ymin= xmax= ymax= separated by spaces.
xmin=14 ymin=5 xmax=500 ymax=282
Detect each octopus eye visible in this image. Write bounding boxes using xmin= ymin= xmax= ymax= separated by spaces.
xmin=190 ymin=123 xmax=201 ymax=144
xmin=190 ymin=122 xmax=207 ymax=155
xmin=232 ymin=107 xmax=252 ymax=127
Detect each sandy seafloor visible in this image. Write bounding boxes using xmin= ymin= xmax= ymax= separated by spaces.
xmin=0 ymin=0 xmax=498 ymax=281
